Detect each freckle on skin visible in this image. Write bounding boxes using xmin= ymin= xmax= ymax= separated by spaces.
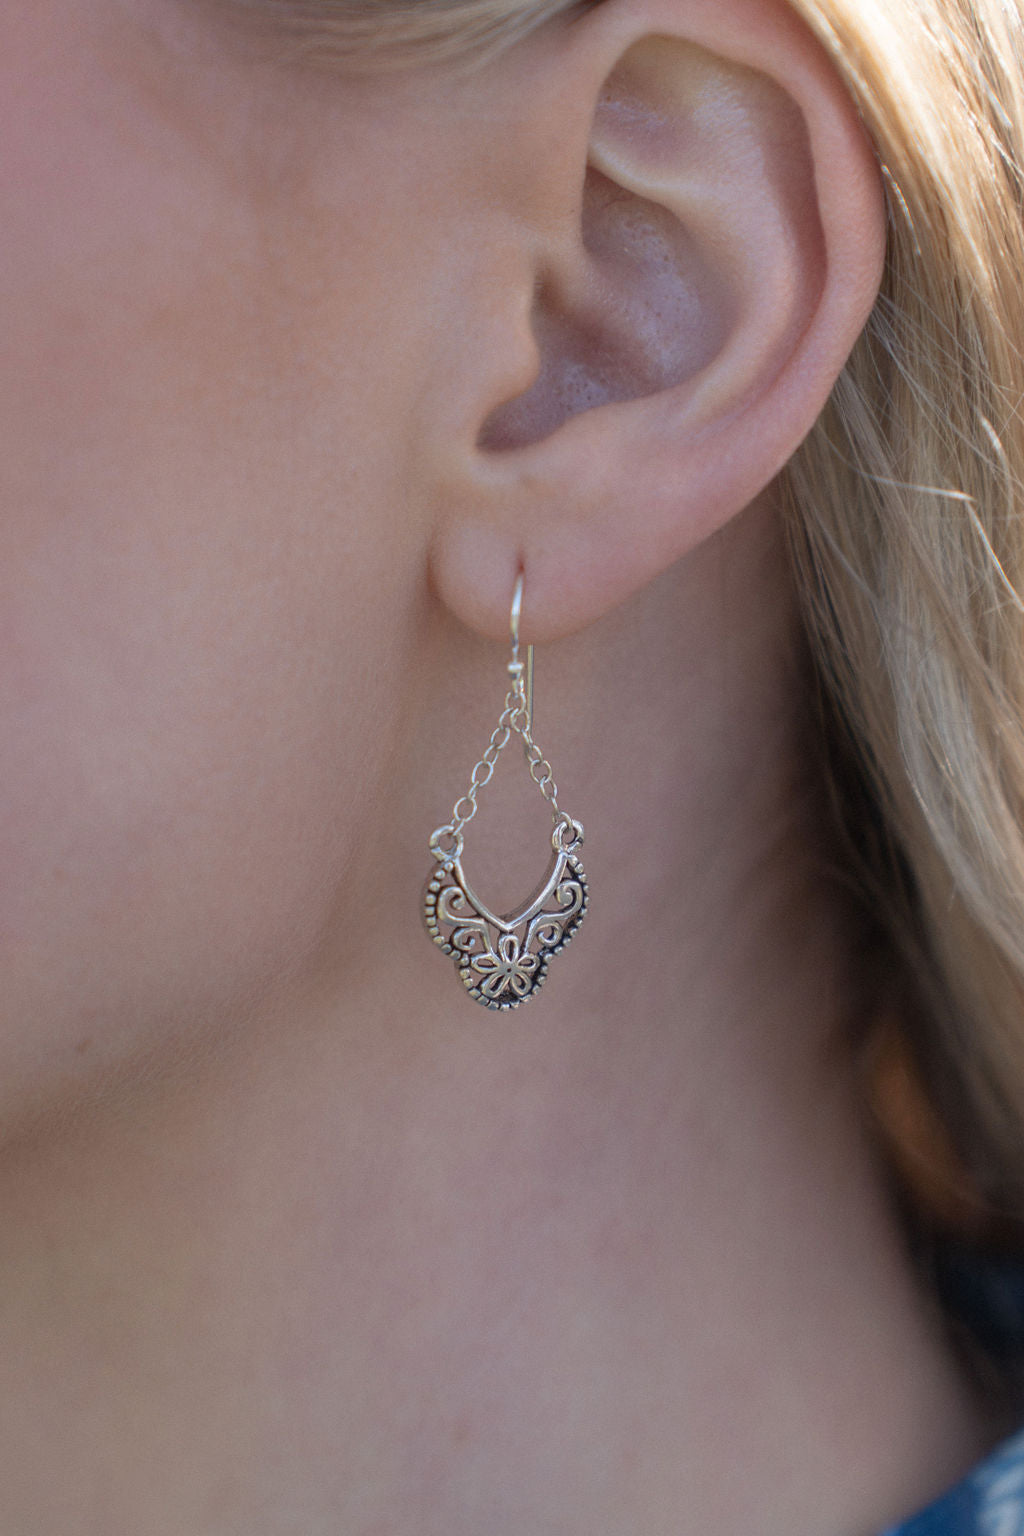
xmin=75 ymin=1037 xmax=93 ymax=1055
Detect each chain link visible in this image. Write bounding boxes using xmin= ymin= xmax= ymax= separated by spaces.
xmin=427 ymin=573 xmax=582 ymax=865
xmin=432 ymin=672 xmax=561 ymax=856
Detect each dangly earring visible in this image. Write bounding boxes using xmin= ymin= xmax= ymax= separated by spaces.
xmin=423 ymin=572 xmax=588 ymax=1010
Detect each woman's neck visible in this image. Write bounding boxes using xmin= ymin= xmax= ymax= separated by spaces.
xmin=0 ymin=506 xmax=989 ymax=1533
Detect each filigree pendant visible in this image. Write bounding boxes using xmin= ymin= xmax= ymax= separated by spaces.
xmin=424 ymin=819 xmax=588 ymax=1009
xmin=423 ymin=572 xmax=588 ymax=1011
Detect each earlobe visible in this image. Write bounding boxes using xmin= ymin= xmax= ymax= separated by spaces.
xmin=429 ymin=0 xmax=886 ymax=642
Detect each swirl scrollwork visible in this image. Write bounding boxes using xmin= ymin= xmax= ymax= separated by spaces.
xmin=423 ymin=841 xmax=588 ymax=1010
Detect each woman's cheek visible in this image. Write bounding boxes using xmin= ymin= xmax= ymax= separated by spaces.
xmin=0 ymin=1 xmax=442 ymax=1122
xmin=0 ymin=531 xmax=323 ymax=1069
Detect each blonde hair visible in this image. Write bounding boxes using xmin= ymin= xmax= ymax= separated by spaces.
xmin=246 ymin=0 xmax=1024 ymax=1225
xmin=783 ymin=0 xmax=1024 ymax=1228
xmin=212 ymin=0 xmax=595 ymax=65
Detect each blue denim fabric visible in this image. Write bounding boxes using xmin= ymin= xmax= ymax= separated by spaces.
xmin=873 ymin=1238 xmax=1024 ymax=1533
xmin=882 ymin=1428 xmax=1024 ymax=1535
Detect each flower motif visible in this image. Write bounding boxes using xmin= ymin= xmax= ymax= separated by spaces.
xmin=471 ymin=931 xmax=540 ymax=1001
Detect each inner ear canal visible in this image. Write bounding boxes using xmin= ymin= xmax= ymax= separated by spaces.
xmin=479 ymin=165 xmax=732 ymax=452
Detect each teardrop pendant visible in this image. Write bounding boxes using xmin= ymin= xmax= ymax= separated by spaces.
xmin=423 ymin=574 xmax=588 ymax=1010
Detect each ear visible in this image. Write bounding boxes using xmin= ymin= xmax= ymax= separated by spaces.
xmin=428 ymin=0 xmax=886 ymax=641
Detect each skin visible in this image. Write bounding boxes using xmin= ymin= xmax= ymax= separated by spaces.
xmin=0 ymin=0 xmax=992 ymax=1531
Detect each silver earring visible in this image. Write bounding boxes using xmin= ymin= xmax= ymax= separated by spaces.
xmin=423 ymin=573 xmax=587 ymax=1010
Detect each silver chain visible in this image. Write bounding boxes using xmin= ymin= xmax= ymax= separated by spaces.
xmin=429 ymin=577 xmax=569 ymax=863
xmin=445 ymin=676 xmax=559 ymax=840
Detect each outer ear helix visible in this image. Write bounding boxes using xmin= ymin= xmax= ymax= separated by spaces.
xmin=423 ymin=572 xmax=588 ymax=1011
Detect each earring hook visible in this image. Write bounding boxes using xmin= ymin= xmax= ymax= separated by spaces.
xmin=508 ymin=571 xmax=534 ymax=738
